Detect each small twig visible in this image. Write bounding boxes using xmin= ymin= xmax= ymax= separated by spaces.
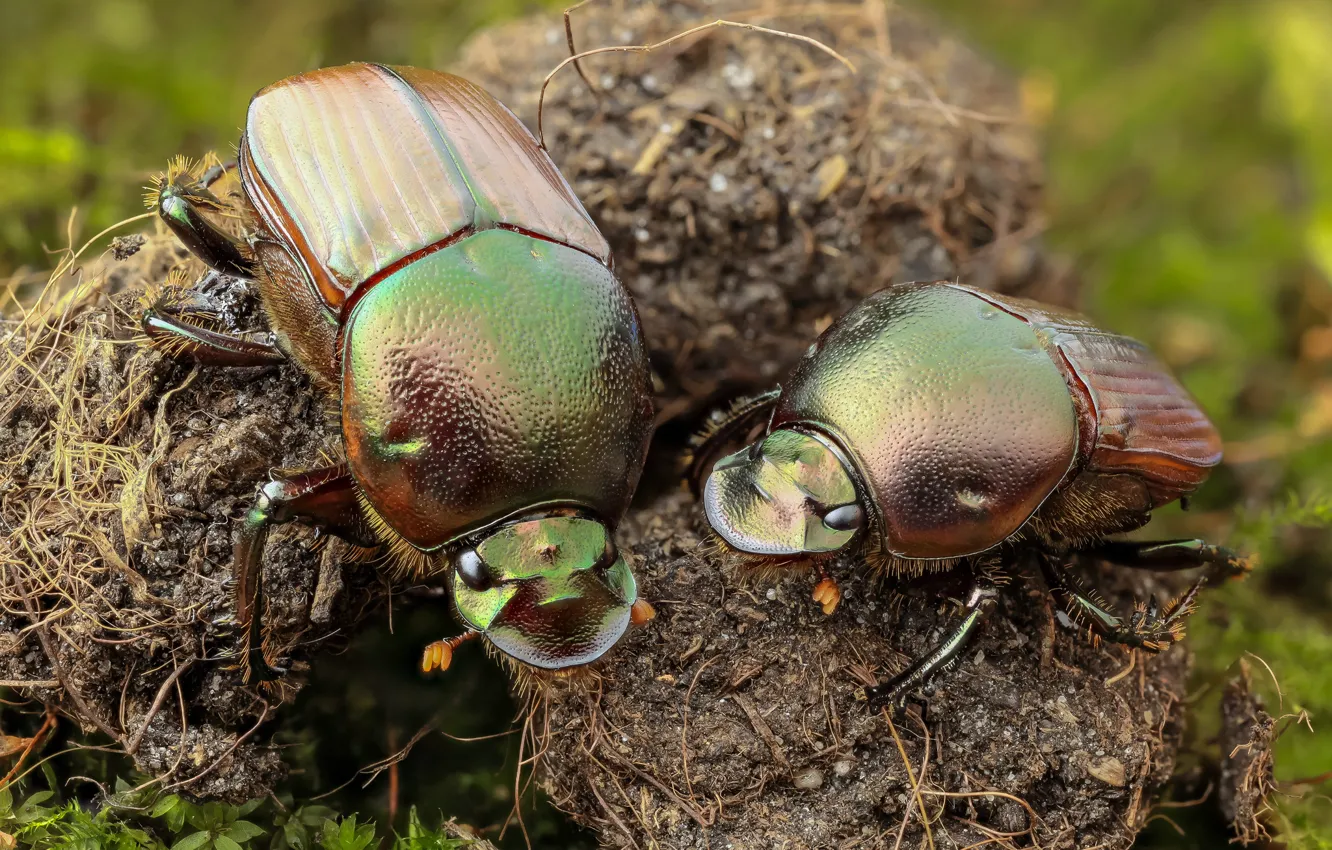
xmin=681 ymin=654 xmax=722 ymax=802
xmin=588 ymin=697 xmax=714 ymax=830
xmin=387 ymin=726 xmax=400 ymax=828
xmin=563 ymin=0 xmax=601 ymax=98
xmin=1287 ymin=770 xmax=1332 ymax=788
xmin=1244 ymin=651 xmax=1284 ymax=711
xmin=733 ymin=693 xmax=791 ymax=772
xmin=538 ymin=19 xmax=856 ymax=146
xmin=1154 ymin=782 xmax=1213 ymax=809
xmin=497 ymin=694 xmax=533 ymax=850
xmin=1144 ymin=813 xmax=1186 ymax=836
xmin=0 ymin=679 xmax=60 ymax=689
xmin=359 ymin=719 xmax=436 ymax=788
xmin=1105 ymin=649 xmax=1137 ymax=686
xmin=610 ymin=752 xmax=714 ymax=829
xmin=920 ymin=789 xmax=1042 ymax=833
xmin=884 ymin=710 xmax=934 ymax=850
xmin=125 ymin=657 xmax=195 ymax=755
xmin=439 ymin=727 xmax=518 ymax=743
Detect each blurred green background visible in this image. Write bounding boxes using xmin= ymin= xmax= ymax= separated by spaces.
xmin=1 ymin=0 xmax=1329 ymax=847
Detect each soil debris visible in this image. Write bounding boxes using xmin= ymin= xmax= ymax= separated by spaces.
xmin=0 ymin=228 xmax=381 ymax=800
xmin=1219 ymin=660 xmax=1278 ymax=844
xmin=533 ymin=491 xmax=1187 ymax=849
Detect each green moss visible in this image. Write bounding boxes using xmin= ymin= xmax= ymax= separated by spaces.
xmin=0 ymin=783 xmax=481 ymax=850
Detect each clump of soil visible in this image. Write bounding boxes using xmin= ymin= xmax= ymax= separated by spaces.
xmin=454 ymin=0 xmax=1072 ymax=434
xmin=0 ymin=2 xmax=1189 ymax=847
xmin=0 ymin=233 xmax=381 ymax=799
xmin=1218 ymin=661 xmax=1278 ymax=844
xmin=534 ymin=491 xmax=1187 ymax=850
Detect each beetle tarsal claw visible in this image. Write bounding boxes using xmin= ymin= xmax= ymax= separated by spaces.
xmin=811 ymin=576 xmax=842 ymax=615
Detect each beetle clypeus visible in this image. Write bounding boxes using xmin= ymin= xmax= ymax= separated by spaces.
xmin=142 ymin=63 xmax=656 ymax=683
xmin=690 ymin=281 xmax=1249 ymax=707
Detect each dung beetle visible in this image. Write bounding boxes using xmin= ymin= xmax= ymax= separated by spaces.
xmin=690 ymin=281 xmax=1248 ymax=706
xmin=142 ymin=63 xmax=656 ymax=682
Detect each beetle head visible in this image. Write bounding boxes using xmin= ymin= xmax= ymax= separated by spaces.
xmin=450 ymin=515 xmax=637 ymax=670
xmin=703 ymin=428 xmax=863 ymax=557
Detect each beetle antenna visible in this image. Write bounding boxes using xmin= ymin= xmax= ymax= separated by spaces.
xmin=537 ymin=18 xmax=856 ymax=148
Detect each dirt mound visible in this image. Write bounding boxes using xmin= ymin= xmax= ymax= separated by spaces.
xmin=454 ymin=0 xmax=1070 ymax=444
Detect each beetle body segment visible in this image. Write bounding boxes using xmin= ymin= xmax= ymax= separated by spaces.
xmin=774 ymin=283 xmax=1080 ymax=559
xmin=965 ymin=289 xmax=1223 ymax=508
xmin=451 ymin=516 xmax=638 ymax=669
xmin=341 ymin=229 xmax=653 ymax=550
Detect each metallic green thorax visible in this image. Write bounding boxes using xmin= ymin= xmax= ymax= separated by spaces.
xmin=452 ymin=516 xmax=638 ymax=669
xmin=340 ymin=228 xmax=654 ymax=551
xmin=771 ymin=284 xmax=1078 ymax=559
xmin=704 ymin=430 xmax=860 ymax=556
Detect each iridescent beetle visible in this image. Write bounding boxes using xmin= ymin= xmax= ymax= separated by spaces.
xmin=689 ymin=281 xmax=1248 ymax=706
xmin=142 ymin=63 xmax=656 ymax=682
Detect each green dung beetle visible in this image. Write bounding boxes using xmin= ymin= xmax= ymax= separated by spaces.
xmin=141 ymin=63 xmax=656 ymax=683
xmin=689 ymin=281 xmax=1249 ymax=707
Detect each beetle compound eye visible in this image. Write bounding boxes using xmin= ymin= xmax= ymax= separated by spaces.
xmin=454 ymin=549 xmax=492 ymax=592
xmin=821 ymin=503 xmax=864 ymax=532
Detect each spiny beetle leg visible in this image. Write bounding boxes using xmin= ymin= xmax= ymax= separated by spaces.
xmin=1038 ymin=553 xmax=1201 ymax=653
xmin=864 ymin=577 xmax=1000 ymax=710
xmin=1085 ymin=538 xmax=1251 ymax=583
xmin=142 ymin=299 xmax=285 ymax=367
xmin=197 ymin=159 xmax=238 ymax=189
xmin=685 ymin=388 xmax=782 ymax=495
xmin=234 ymin=465 xmax=369 ymax=685
xmin=155 ymin=172 xmax=254 ymax=278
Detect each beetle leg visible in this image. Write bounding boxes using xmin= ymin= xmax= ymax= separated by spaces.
xmin=685 ymin=388 xmax=782 ymax=494
xmin=1084 ymin=539 xmax=1252 ymax=583
xmin=1037 ymin=554 xmax=1204 ymax=652
xmin=153 ymin=167 xmax=255 ymax=278
xmin=863 ymin=578 xmax=1000 ymax=708
xmin=142 ymin=283 xmax=286 ymax=366
xmin=143 ymin=308 xmax=286 ymax=366
xmin=233 ymin=465 xmax=373 ymax=684
xmin=198 ymin=159 xmax=238 ymax=189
